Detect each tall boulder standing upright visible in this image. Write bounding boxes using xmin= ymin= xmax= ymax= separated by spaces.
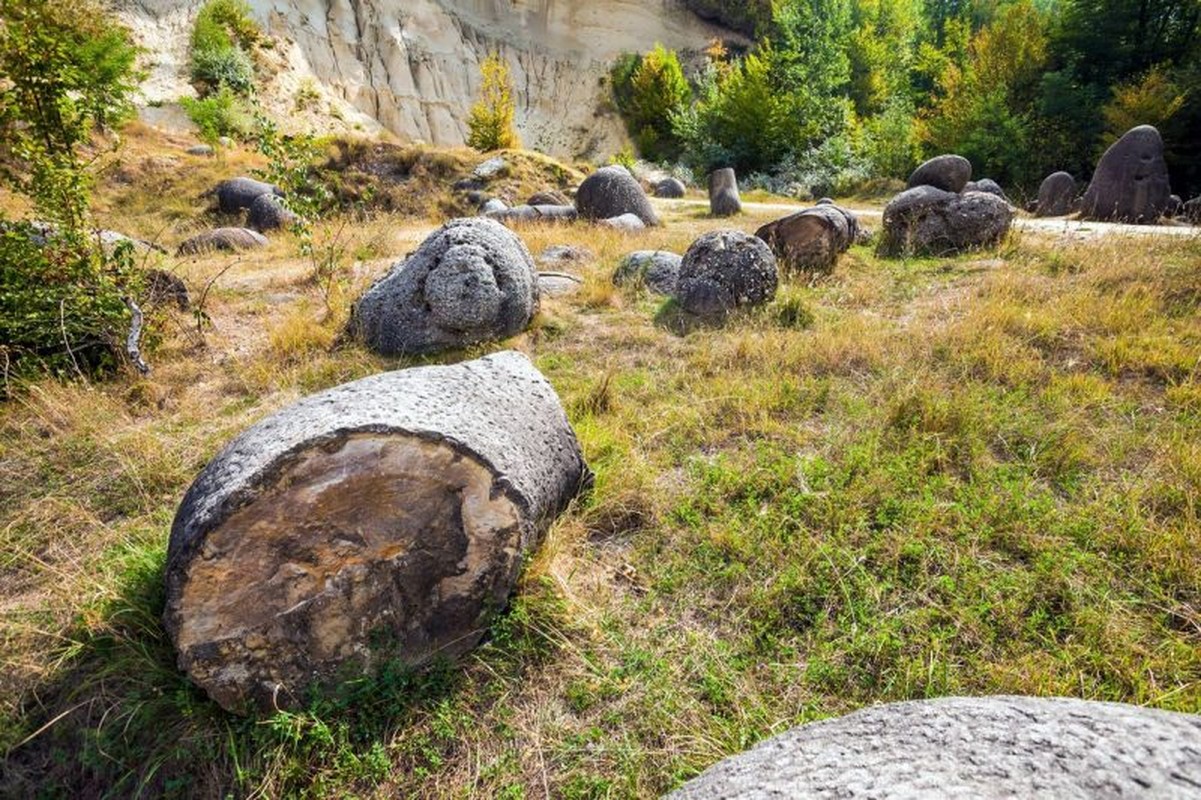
xmin=880 ymin=186 xmax=1012 ymax=257
xmin=1035 ymin=172 xmax=1077 ymax=217
xmin=575 ymin=166 xmax=660 ymax=226
xmin=677 ymin=230 xmax=777 ymax=316
xmin=164 ymin=351 xmax=591 ymax=713
xmin=709 ymin=168 xmax=742 ymax=217
xmin=1079 ymin=125 xmax=1171 ymax=223
xmin=350 ymin=218 xmax=538 ymax=356
xmin=908 ymin=155 xmax=972 ymax=193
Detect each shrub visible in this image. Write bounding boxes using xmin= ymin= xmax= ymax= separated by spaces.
xmin=191 ymin=45 xmax=254 ymax=95
xmin=190 ymin=0 xmax=259 ymax=96
xmin=181 ymin=87 xmax=254 ymax=142
xmin=611 ymin=45 xmax=691 ymax=160
xmin=467 ymin=53 xmax=520 ymax=152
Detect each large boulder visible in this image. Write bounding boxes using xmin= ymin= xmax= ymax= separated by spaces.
xmin=1080 ymin=125 xmax=1172 ymax=223
xmin=677 ymin=230 xmax=777 ymax=316
xmin=1035 ymin=171 xmax=1077 ymax=217
xmin=708 ymin=168 xmax=742 ymax=217
xmin=164 ymin=351 xmax=591 ymax=714
xmin=669 ymin=696 xmax=1201 ymax=799
xmin=247 ymin=194 xmax=299 ymax=232
xmin=215 ymin=177 xmax=281 ymax=215
xmin=755 ymin=205 xmax=859 ymax=273
xmin=654 ymin=178 xmax=687 ymax=198
xmin=575 ymin=166 xmax=659 ymax=226
xmin=612 ymin=250 xmax=682 ymax=295
xmin=350 ymin=218 xmax=538 ymax=356
xmin=908 ymin=154 xmax=972 ymax=193
xmin=176 ymin=227 xmax=268 ymax=256
xmin=880 ymin=186 xmax=1013 ymax=257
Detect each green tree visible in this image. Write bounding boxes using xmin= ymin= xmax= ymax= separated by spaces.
xmin=467 ymin=53 xmax=520 ymax=152
xmin=612 ymin=45 xmax=691 ymax=160
xmin=190 ymin=0 xmax=259 ymax=96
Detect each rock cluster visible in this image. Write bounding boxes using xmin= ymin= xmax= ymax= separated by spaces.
xmin=880 ymin=186 xmax=1012 ymax=257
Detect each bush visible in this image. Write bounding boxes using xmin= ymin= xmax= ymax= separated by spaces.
xmin=190 ymin=0 xmax=259 ymax=96
xmin=181 ymin=86 xmax=254 ymax=142
xmin=191 ymin=44 xmax=254 ymax=95
xmin=611 ymin=45 xmax=691 ymax=160
xmin=467 ymin=53 xmax=520 ymax=152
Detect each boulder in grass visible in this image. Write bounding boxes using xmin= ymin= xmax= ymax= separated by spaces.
xmin=677 ymin=230 xmax=777 ymax=317
xmin=708 ymin=168 xmax=742 ymax=217
xmin=247 ymin=195 xmax=299 ymax=232
xmin=187 ymin=144 xmax=215 ymax=157
xmin=215 ymin=177 xmax=282 ymax=215
xmin=537 ymin=272 xmax=584 ymax=297
xmin=1079 ymin=125 xmax=1172 ymax=223
xmin=575 ymin=166 xmax=660 ymax=226
xmin=756 ymin=205 xmax=858 ymax=273
xmin=164 ymin=351 xmax=591 ymax=714
xmin=880 ymin=186 xmax=1012 ymax=257
xmin=472 ymin=157 xmax=508 ymax=181
xmin=599 ymin=213 xmax=646 ymax=232
xmin=668 ymin=696 xmax=1201 ymax=799
xmin=486 ymin=205 xmax=578 ymax=225
xmin=538 ymin=245 xmax=594 ymax=267
xmin=350 ymin=218 xmax=538 ymax=357
xmin=177 ymin=227 xmax=269 ymax=256
xmin=612 ymin=250 xmax=681 ymax=296
xmin=908 ymin=154 xmax=972 ymax=193
xmin=528 ymin=190 xmax=570 ymax=206
xmin=480 ymin=198 xmax=508 ymax=215
xmin=1185 ymin=196 xmax=1201 ymax=224
xmin=1035 ymin=171 xmax=1077 ymax=217
xmin=653 ymin=178 xmax=687 ymax=198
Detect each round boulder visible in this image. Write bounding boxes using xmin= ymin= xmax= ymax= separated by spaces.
xmin=1080 ymin=125 xmax=1171 ymax=223
xmin=177 ymin=228 xmax=268 ymax=256
xmin=599 ymin=213 xmax=646 ymax=232
xmin=654 ymin=178 xmax=687 ymax=198
xmin=1035 ymin=171 xmax=1077 ymax=217
xmin=708 ymin=168 xmax=742 ymax=217
xmin=164 ymin=351 xmax=591 ymax=713
xmin=575 ymin=166 xmax=660 ymax=226
xmin=247 ymin=194 xmax=299 ymax=232
xmin=215 ymin=177 xmax=282 ymax=215
xmin=880 ymin=186 xmax=1012 ymax=257
xmin=964 ymin=178 xmax=1008 ymax=202
xmin=350 ymin=218 xmax=539 ymax=356
xmin=908 ymin=154 xmax=972 ymax=193
xmin=677 ymin=230 xmax=777 ymax=316
xmin=668 ymin=696 xmax=1201 ymax=798
xmin=612 ymin=250 xmax=682 ymax=296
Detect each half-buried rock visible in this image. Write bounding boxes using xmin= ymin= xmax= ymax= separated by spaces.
xmin=350 ymin=218 xmax=538 ymax=356
xmin=164 ymin=351 xmax=591 ymax=714
xmin=880 ymin=186 xmax=1012 ymax=257
xmin=176 ymin=227 xmax=268 ymax=256
xmin=1079 ymin=125 xmax=1171 ymax=223
xmin=755 ymin=204 xmax=859 ymax=273
xmin=575 ymin=165 xmax=660 ymax=226
xmin=669 ymin=696 xmax=1201 ymax=798
xmin=612 ymin=251 xmax=681 ymax=295
xmin=677 ymin=230 xmax=777 ymax=317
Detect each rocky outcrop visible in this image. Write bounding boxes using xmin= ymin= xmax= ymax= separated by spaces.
xmin=115 ymin=0 xmax=743 ymax=160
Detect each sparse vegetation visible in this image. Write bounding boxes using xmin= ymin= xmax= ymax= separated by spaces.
xmin=467 ymin=53 xmax=520 ymax=152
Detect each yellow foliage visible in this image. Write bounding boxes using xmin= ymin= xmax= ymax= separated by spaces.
xmin=1102 ymin=67 xmax=1188 ymax=144
xmin=467 ymin=53 xmax=520 ymax=152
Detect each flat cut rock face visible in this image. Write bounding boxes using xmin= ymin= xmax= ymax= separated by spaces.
xmin=669 ymin=696 xmax=1201 ymax=799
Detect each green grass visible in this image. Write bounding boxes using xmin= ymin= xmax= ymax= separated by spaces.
xmin=1 ymin=175 xmax=1199 ymax=797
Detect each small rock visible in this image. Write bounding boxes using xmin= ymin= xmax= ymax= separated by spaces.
xmin=964 ymin=178 xmax=1008 ymax=202
xmin=177 ymin=228 xmax=269 ymax=256
xmin=528 ymin=190 xmax=570 ymax=206
xmin=538 ymin=245 xmax=594 ymax=266
xmin=480 ymin=198 xmax=508 ymax=215
xmin=612 ymin=250 xmax=681 ymax=295
xmin=1035 ymin=172 xmax=1076 ymax=217
xmin=247 ymin=195 xmax=299 ymax=232
xmin=472 ymin=157 xmax=508 ymax=181
xmin=599 ymin=213 xmax=646 ymax=232
xmin=186 ymin=144 xmax=215 ymax=157
xmin=653 ymin=178 xmax=687 ymax=198
xmin=537 ymin=272 xmax=584 ymax=297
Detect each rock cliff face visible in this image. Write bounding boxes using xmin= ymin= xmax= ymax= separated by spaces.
xmin=115 ymin=0 xmax=739 ymax=159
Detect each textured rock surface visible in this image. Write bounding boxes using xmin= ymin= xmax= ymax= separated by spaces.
xmin=708 ymin=168 xmax=742 ymax=217
xmin=755 ymin=205 xmax=858 ymax=273
xmin=528 ymin=190 xmax=570 ymax=206
xmin=247 ymin=194 xmax=299 ymax=232
xmin=537 ymin=271 xmax=584 ymax=297
xmin=1080 ymin=125 xmax=1172 ymax=223
xmin=964 ymin=178 xmax=1008 ymax=201
xmin=165 ymin=351 xmax=591 ymax=713
xmin=177 ymin=228 xmax=269 ymax=256
xmin=880 ymin=187 xmax=1012 ymax=257
xmin=669 ymin=696 xmax=1201 ymax=799
xmin=1185 ymin=196 xmax=1201 ymax=223
xmin=538 ymin=245 xmax=594 ymax=266
xmin=486 ymin=204 xmax=579 ymax=225
xmin=351 ymin=218 xmax=538 ymax=356
xmin=599 ymin=213 xmax=646 ymax=232
xmin=654 ymin=177 xmax=687 ymax=198
xmin=677 ymin=231 xmax=777 ymax=316
xmin=908 ymin=154 xmax=972 ymax=193
xmin=576 ymin=166 xmax=660 ymax=226
xmin=215 ymin=177 xmax=281 ymax=215
xmin=612 ymin=250 xmax=681 ymax=295
xmin=1036 ymin=171 xmax=1077 ymax=217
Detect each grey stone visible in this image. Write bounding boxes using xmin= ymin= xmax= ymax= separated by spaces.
xmin=528 ymin=190 xmax=570 ymax=206
xmin=215 ymin=177 xmax=282 ymax=215
xmin=599 ymin=213 xmax=646 ymax=232
xmin=218 ymin=136 xmax=234 ymax=148
xmin=144 ymin=269 xmax=190 ymax=311
xmin=708 ymin=168 xmax=742 ymax=217
xmin=350 ymin=217 xmax=538 ymax=356
xmin=677 ymin=230 xmax=777 ymax=316
xmin=669 ymin=696 xmax=1201 ymax=799
xmin=576 ymin=166 xmax=660 ymax=226
xmin=486 ymin=204 xmax=578 ymax=225
xmin=612 ymin=250 xmax=681 ymax=295
xmin=247 ymin=194 xmax=299 ymax=232
xmin=5 ymin=220 xmax=164 ymax=254
xmin=538 ymin=245 xmax=594 ymax=266
xmin=472 ymin=157 xmax=509 ymax=180
xmin=1036 ymin=171 xmax=1077 ymax=217
xmin=880 ymin=186 xmax=1013 ymax=257
xmin=537 ymin=272 xmax=584 ymax=297
xmin=964 ymin=178 xmax=1008 ymax=202
xmin=177 ymin=227 xmax=269 ymax=256
xmin=187 ymin=144 xmax=215 ymax=157
xmin=815 ymin=197 xmax=835 ymax=206
xmin=164 ymin=351 xmax=591 ymax=714
xmin=480 ymin=198 xmax=508 ymax=215
xmin=1185 ymin=196 xmax=1201 ymax=223
xmin=654 ymin=178 xmax=687 ymax=198
xmin=1080 ymin=125 xmax=1172 ymax=223
xmin=908 ymin=154 xmax=972 ymax=193
xmin=1165 ymin=194 xmax=1183 ymax=218
xmin=756 ymin=204 xmax=858 ymax=273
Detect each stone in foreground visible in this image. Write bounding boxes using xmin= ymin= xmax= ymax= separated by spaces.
xmin=176 ymin=228 xmax=268 ymax=256
xmin=1079 ymin=125 xmax=1171 ymax=223
xmin=612 ymin=250 xmax=682 ymax=296
xmin=350 ymin=218 xmax=538 ymax=356
xmin=575 ymin=166 xmax=660 ymax=226
xmin=755 ymin=205 xmax=858 ymax=273
xmin=708 ymin=168 xmax=742 ymax=217
xmin=907 ymin=154 xmax=972 ymax=193
xmin=880 ymin=186 xmax=1012 ymax=257
xmin=164 ymin=351 xmax=591 ymax=714
xmin=677 ymin=230 xmax=777 ymax=316
xmin=1036 ymin=171 xmax=1077 ymax=217
xmin=668 ymin=696 xmax=1201 ymax=799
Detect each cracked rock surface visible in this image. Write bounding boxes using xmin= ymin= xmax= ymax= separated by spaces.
xmin=676 ymin=230 xmax=777 ymax=316
xmin=880 ymin=186 xmax=1012 ymax=257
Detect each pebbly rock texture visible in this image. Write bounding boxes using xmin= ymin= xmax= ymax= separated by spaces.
xmin=1080 ymin=125 xmax=1172 ymax=223
xmin=668 ymin=696 xmax=1201 ymax=799
xmin=247 ymin=194 xmax=299 ymax=232
xmin=755 ymin=205 xmax=859 ymax=273
xmin=528 ymin=190 xmax=570 ymax=206
xmin=350 ymin=218 xmax=538 ymax=356
xmin=677 ymin=231 xmax=777 ymax=316
xmin=1036 ymin=171 xmax=1077 ymax=217
xmin=964 ymin=178 xmax=1008 ymax=202
xmin=880 ymin=186 xmax=1012 ymax=257
xmin=654 ymin=177 xmax=687 ymax=198
xmin=708 ymin=168 xmax=742 ymax=217
xmin=177 ymin=228 xmax=269 ymax=256
xmin=486 ymin=204 xmax=578 ymax=225
xmin=164 ymin=351 xmax=592 ymax=714
xmin=612 ymin=250 xmax=681 ymax=295
xmin=575 ymin=166 xmax=660 ymax=226
xmin=538 ymin=245 xmax=594 ymax=267
xmin=215 ymin=177 xmax=282 ymax=215
xmin=599 ymin=213 xmax=646 ymax=232
xmin=537 ymin=271 xmax=584 ymax=297
xmin=1185 ymin=196 xmax=1201 ymax=223
xmin=908 ymin=154 xmax=972 ymax=193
